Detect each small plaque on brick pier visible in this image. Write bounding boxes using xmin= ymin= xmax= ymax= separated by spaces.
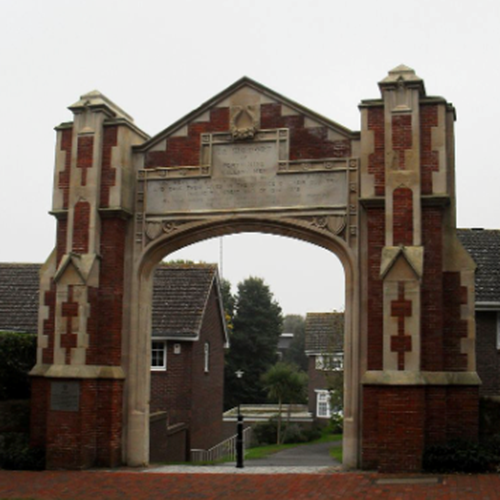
xmin=50 ymin=381 xmax=80 ymax=412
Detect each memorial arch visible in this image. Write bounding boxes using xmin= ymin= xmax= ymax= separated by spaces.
xmin=30 ymin=65 xmax=480 ymax=472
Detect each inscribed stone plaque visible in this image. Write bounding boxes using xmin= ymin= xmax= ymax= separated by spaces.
xmin=145 ymin=141 xmax=348 ymax=214
xmin=50 ymin=381 xmax=80 ymax=412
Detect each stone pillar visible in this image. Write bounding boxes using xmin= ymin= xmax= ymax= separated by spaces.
xmin=30 ymin=92 xmax=148 ymax=469
xmin=360 ymin=65 xmax=479 ymax=472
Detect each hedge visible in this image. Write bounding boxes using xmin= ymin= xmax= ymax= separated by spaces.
xmin=0 ymin=331 xmax=36 ymax=401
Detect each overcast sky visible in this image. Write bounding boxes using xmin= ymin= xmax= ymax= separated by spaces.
xmin=1 ymin=0 xmax=499 ymax=316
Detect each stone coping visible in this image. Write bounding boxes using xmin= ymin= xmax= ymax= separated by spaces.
xmin=30 ymin=364 xmax=125 ymax=380
xmin=223 ymin=404 xmax=313 ymax=421
xmin=362 ymin=370 xmax=481 ymax=386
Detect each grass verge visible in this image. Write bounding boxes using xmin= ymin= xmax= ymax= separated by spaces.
xmin=329 ymin=445 xmax=343 ymax=462
xmin=246 ymin=433 xmax=342 ymax=461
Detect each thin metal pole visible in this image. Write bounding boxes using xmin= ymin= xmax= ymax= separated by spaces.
xmin=236 ymin=408 xmax=244 ymax=469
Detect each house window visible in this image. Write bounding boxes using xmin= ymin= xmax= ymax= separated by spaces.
xmin=316 ymin=390 xmax=331 ymax=419
xmin=204 ymin=342 xmax=210 ymax=373
xmin=315 ymin=354 xmax=343 ymax=371
xmin=151 ymin=341 xmax=167 ymax=370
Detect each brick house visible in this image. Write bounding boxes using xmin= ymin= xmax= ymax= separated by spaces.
xmin=457 ymin=229 xmax=500 ymax=398
xmin=0 ymin=262 xmax=229 ymax=462
xmin=305 ymin=312 xmax=344 ymax=420
xmin=149 ymin=264 xmax=229 ymax=460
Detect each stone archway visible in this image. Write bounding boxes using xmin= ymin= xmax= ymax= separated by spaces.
xmin=125 ymin=218 xmax=359 ymax=467
xmin=30 ymin=65 xmax=480 ymax=473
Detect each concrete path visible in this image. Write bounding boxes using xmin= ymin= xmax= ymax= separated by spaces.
xmin=242 ymin=439 xmax=341 ymax=467
xmin=146 ymin=439 xmax=341 ymax=474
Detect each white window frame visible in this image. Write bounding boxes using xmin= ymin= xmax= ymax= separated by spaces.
xmin=315 ymin=353 xmax=344 ymax=371
xmin=204 ymin=342 xmax=210 ymax=373
xmin=151 ymin=340 xmax=167 ymax=370
xmin=316 ymin=390 xmax=331 ymax=419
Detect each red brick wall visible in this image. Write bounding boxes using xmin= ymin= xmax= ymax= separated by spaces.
xmin=58 ymin=128 xmax=72 ymax=209
xmin=150 ymin=343 xmax=193 ymax=425
xmin=46 ymin=379 xmax=98 ymax=469
xmin=41 ymin=378 xmax=124 ymax=469
xmin=367 ymin=207 xmax=385 ymax=370
xmin=362 ymin=386 xmax=425 ymax=472
xmin=421 ymin=207 xmax=444 ymax=371
xmin=393 ymin=187 xmax=413 ymax=246
xmin=261 ymin=104 xmax=351 ymax=160
xmin=76 ymin=136 xmax=94 ymax=187
xmin=149 ymin=284 xmax=226 ymax=452
xmin=443 ymin=272 xmax=468 ymax=371
xmin=392 ymin=115 xmax=412 ymax=170
xmin=100 ymin=126 xmax=118 ymax=208
xmin=56 ymin=218 xmax=68 ymax=265
xmin=476 ymin=312 xmax=500 ymax=396
xmin=362 ymin=385 xmax=479 ymax=472
xmin=190 ymin=286 xmax=225 ymax=450
xmin=95 ymin=379 xmax=124 ymax=467
xmin=145 ymin=109 xmax=229 ymax=168
xmin=90 ymin=217 xmax=127 ymax=366
xmin=420 ymin=105 xmax=439 ymax=195
xmin=41 ymin=283 xmax=56 ymax=365
xmin=144 ymin=103 xmax=352 ymax=169
xmin=72 ymin=201 xmax=90 ymax=254
xmin=367 ymin=107 xmax=385 ymax=196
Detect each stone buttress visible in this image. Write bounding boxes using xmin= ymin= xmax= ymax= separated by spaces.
xmin=30 ymin=92 xmax=148 ymax=469
xmin=359 ymin=65 xmax=479 ymax=472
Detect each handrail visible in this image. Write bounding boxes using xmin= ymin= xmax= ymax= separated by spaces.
xmin=191 ymin=427 xmax=252 ymax=463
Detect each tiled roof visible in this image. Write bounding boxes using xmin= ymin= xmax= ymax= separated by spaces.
xmin=305 ymin=312 xmax=344 ymax=353
xmin=457 ymin=229 xmax=500 ymax=304
xmin=0 ymin=264 xmax=40 ymax=334
xmin=0 ymin=263 xmax=223 ymax=340
xmin=152 ymin=264 xmax=218 ymax=339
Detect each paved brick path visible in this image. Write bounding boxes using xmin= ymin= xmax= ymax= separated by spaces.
xmin=1 ymin=470 xmax=500 ymax=499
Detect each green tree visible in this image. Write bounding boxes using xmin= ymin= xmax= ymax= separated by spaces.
xmin=326 ymin=371 xmax=343 ymax=413
xmin=224 ymin=277 xmax=283 ymax=409
xmin=282 ymin=314 xmax=308 ymax=371
xmin=261 ymin=362 xmax=308 ymax=444
xmin=220 ymin=278 xmax=235 ymax=332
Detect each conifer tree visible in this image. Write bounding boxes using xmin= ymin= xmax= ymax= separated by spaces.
xmin=224 ymin=277 xmax=283 ymax=409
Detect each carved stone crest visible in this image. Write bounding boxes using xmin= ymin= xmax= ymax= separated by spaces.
xmin=230 ymin=105 xmax=258 ymax=141
xmin=145 ymin=221 xmax=162 ymax=241
xmin=327 ymin=215 xmax=347 ymax=235
xmin=145 ymin=219 xmax=190 ymax=241
xmin=291 ymin=214 xmax=347 ymax=236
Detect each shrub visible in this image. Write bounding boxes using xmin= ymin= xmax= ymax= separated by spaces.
xmin=302 ymin=423 xmax=322 ymax=442
xmin=282 ymin=424 xmax=308 ymax=444
xmin=0 ymin=332 xmax=36 ymax=401
xmin=252 ymin=419 xmax=278 ymax=445
xmin=481 ymin=434 xmax=500 ymax=463
xmin=252 ymin=419 xmax=322 ymax=446
xmin=480 ymin=397 xmax=500 ymax=438
xmin=423 ymin=439 xmax=498 ymax=473
xmin=0 ymin=432 xmax=45 ymax=470
xmin=329 ymin=413 xmax=343 ymax=434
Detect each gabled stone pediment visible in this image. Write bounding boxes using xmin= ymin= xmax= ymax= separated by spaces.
xmin=381 ymin=246 xmax=424 ymax=281
xmin=135 ymin=77 xmax=359 ymax=162
xmin=53 ymin=253 xmax=100 ymax=287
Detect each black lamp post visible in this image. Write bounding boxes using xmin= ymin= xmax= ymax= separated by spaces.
xmin=235 ymin=369 xmax=244 ymax=469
